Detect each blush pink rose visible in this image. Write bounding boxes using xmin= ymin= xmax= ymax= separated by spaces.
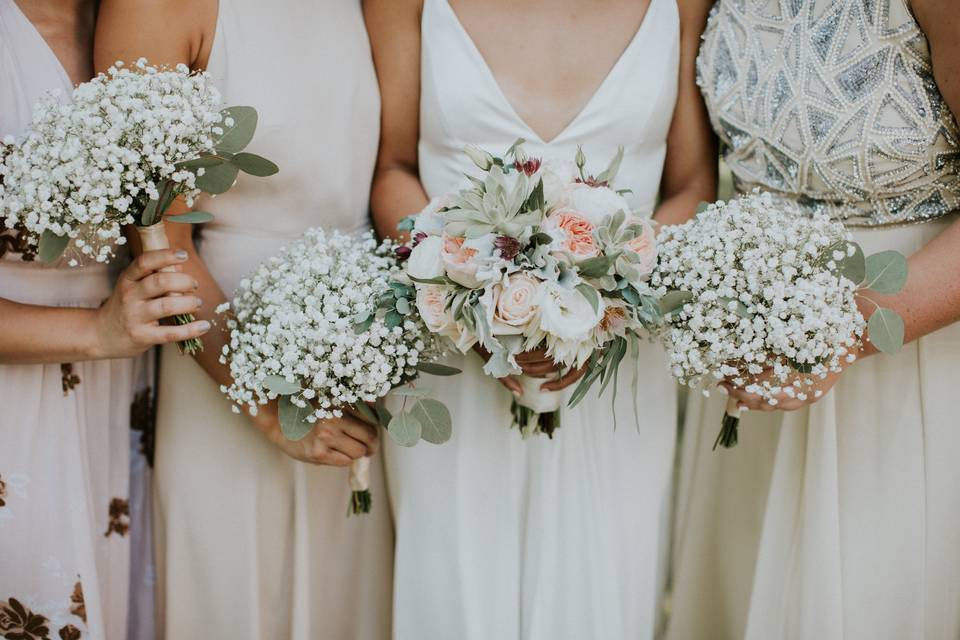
xmin=625 ymin=218 xmax=658 ymax=276
xmin=494 ymin=272 xmax=541 ymax=331
xmin=543 ymin=209 xmax=599 ymax=259
xmin=441 ymin=235 xmax=484 ymax=288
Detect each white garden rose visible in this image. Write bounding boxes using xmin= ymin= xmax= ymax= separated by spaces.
xmin=493 ymin=272 xmax=541 ymax=333
xmin=441 ymin=233 xmax=499 ymax=289
xmin=537 ymin=282 xmax=602 ymax=342
xmin=413 ymin=196 xmax=449 ymax=237
xmin=539 ymin=158 xmax=577 ymax=206
xmin=564 ymin=183 xmax=632 ymax=225
xmin=407 ymin=234 xmax=444 ymax=280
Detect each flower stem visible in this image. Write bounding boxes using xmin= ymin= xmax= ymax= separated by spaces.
xmin=348 ymin=490 xmax=372 ymax=516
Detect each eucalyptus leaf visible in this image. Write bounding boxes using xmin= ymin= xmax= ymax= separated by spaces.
xmin=166 ymin=211 xmax=215 ymax=224
xmin=216 ymin=106 xmax=258 ymax=154
xmin=416 ymin=362 xmax=462 ymax=377
xmin=352 ymin=401 xmax=381 ymax=426
xmin=620 ymin=285 xmax=641 ymax=306
xmin=38 ymin=230 xmax=69 ymax=263
xmin=695 ymin=201 xmax=710 ymax=214
xmin=864 ymin=250 xmax=908 ymax=295
xmin=195 ymin=162 xmax=240 ymax=195
xmin=387 ymin=411 xmax=422 ymax=447
xmin=374 ymin=397 xmax=392 ymax=426
xmin=140 ymin=198 xmax=160 ymax=227
xmin=718 ymin=296 xmax=751 ymax=319
xmin=385 ymin=310 xmax=403 ymax=329
xmin=278 ymin=395 xmax=314 ymax=441
xmin=840 ymin=243 xmax=866 ymax=285
xmin=231 ymin=152 xmax=279 ymax=177
xmin=176 ymin=154 xmax=229 ymax=170
xmin=868 ymin=307 xmax=905 ymax=354
xmin=659 ymin=290 xmax=694 ymax=316
xmin=263 ymin=375 xmax=301 ymax=396
xmin=596 ymin=146 xmax=624 ymax=184
xmin=410 ymin=399 xmax=453 ymax=445
xmin=396 ymin=297 xmax=412 ymax=315
xmin=353 ymin=314 xmax=375 ymax=334
xmin=575 ymin=283 xmax=600 ymax=313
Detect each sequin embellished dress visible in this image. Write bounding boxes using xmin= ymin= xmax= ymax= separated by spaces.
xmin=667 ymin=1 xmax=960 ymax=639
xmin=0 ymin=2 xmax=155 ymax=638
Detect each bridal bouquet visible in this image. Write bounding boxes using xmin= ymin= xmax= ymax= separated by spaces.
xmin=652 ymin=191 xmax=908 ymax=448
xmin=0 ymin=58 xmax=277 ymax=354
xmin=402 ymin=142 xmax=662 ymax=437
xmin=219 ymin=228 xmax=456 ymax=514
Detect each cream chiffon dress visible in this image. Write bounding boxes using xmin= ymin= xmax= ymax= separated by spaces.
xmin=151 ymin=1 xmax=392 ymax=638
xmin=667 ymin=1 xmax=960 ymax=638
xmin=383 ymin=1 xmax=681 ymax=639
xmin=0 ymin=1 xmax=154 ymax=638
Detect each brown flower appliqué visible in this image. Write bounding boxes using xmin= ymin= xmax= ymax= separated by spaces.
xmin=0 ymin=597 xmax=51 ymax=640
xmin=69 ymin=583 xmax=85 ymax=625
xmin=103 ymin=498 xmax=129 ymax=538
xmin=0 ymin=474 xmax=7 ymax=508
xmin=58 ymin=625 xmax=81 ymax=640
xmin=129 ymin=387 xmax=156 ymax=467
xmin=60 ymin=364 xmax=80 ymax=396
xmin=0 ymin=222 xmax=38 ymax=262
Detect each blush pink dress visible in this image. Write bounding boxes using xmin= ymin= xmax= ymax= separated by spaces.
xmin=0 ymin=1 xmax=155 ymax=638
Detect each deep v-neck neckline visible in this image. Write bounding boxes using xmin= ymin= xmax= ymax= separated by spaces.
xmin=440 ymin=0 xmax=658 ymax=145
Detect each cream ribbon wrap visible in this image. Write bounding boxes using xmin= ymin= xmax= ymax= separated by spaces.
xmin=515 ymin=374 xmax=564 ymax=413
xmin=135 ymin=222 xmax=175 ymax=267
xmin=724 ymin=396 xmax=742 ymax=421
xmin=349 ymin=456 xmax=371 ymax=493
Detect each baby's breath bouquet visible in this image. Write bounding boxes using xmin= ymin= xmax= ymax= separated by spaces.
xmin=401 ymin=141 xmax=662 ymax=437
xmin=652 ymin=191 xmax=908 ymax=448
xmin=0 ymin=58 xmax=277 ymax=354
xmin=219 ymin=228 xmax=456 ymax=515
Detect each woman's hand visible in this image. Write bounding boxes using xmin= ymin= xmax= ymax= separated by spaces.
xmin=253 ymin=404 xmax=380 ymax=466
xmin=92 ymin=248 xmax=209 ymax=358
xmin=720 ymin=360 xmax=852 ymax=413
xmin=474 ymin=345 xmax=587 ymax=394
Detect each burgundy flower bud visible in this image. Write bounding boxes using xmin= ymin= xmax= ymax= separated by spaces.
xmin=395 ymin=245 xmax=412 ymax=260
xmin=494 ymin=235 xmax=521 ymax=261
xmin=514 ymin=158 xmax=543 ymax=177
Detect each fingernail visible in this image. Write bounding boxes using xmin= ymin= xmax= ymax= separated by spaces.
xmin=198 ymin=320 xmax=211 ymax=331
xmin=175 ymin=250 xmax=188 ymax=261
xmin=196 ymin=298 xmax=203 ymax=308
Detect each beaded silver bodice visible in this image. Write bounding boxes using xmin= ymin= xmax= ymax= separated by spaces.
xmin=698 ymin=0 xmax=960 ymax=226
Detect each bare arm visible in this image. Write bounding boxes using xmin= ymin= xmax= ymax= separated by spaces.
xmin=727 ymin=0 xmax=960 ymax=410
xmin=0 ymin=250 xmax=204 ymax=364
xmin=858 ymin=0 xmax=960 ymax=352
xmin=94 ymin=0 xmax=377 ymax=465
xmin=652 ymin=0 xmax=718 ymax=226
xmin=364 ymin=0 xmax=428 ymax=240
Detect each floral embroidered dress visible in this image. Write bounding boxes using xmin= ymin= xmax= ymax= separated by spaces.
xmin=0 ymin=2 xmax=154 ymax=639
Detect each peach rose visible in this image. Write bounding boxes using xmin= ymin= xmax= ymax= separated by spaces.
xmin=625 ymin=218 xmax=658 ymax=276
xmin=415 ymin=284 xmax=454 ymax=333
xmin=494 ymin=272 xmax=541 ymax=332
xmin=441 ymin=235 xmax=484 ymax=288
xmin=543 ymin=209 xmax=599 ymax=259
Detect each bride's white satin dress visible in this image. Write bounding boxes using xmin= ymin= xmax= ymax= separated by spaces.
xmin=383 ymin=1 xmax=680 ymax=639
